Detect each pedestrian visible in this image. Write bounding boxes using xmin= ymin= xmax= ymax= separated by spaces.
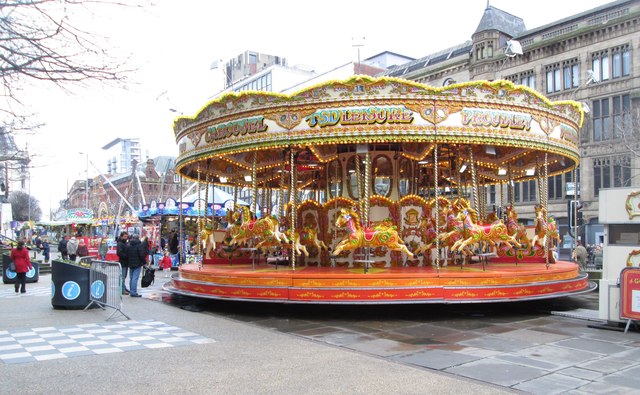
xmin=160 ymin=236 xmax=167 ymax=251
xmin=57 ymin=234 xmax=68 ymax=260
xmin=126 ymin=234 xmax=147 ymax=297
xmin=34 ymin=234 xmax=43 ymax=250
xmin=76 ymin=238 xmax=89 ymax=261
xmin=98 ymin=238 xmax=108 ymax=261
xmin=160 ymin=250 xmax=173 ymax=277
xmin=572 ymin=242 xmax=588 ymax=270
xmin=10 ymin=240 xmax=33 ymax=294
xmin=42 ymin=237 xmax=50 ymax=264
xmin=141 ymin=236 xmax=150 ymax=265
xmin=117 ymin=232 xmax=129 ymax=294
xmin=67 ymin=235 xmax=79 ymax=261
xmin=169 ymin=232 xmax=179 ymax=266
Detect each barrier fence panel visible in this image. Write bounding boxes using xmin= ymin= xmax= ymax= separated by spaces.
xmin=84 ymin=259 xmax=130 ymax=320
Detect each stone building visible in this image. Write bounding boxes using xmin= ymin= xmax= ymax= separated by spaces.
xmin=382 ymin=0 xmax=640 ymax=252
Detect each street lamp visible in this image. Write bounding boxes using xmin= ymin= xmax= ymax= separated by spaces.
xmin=79 ymin=152 xmax=88 ymax=210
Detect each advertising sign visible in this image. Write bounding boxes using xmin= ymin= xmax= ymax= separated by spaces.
xmin=620 ymin=267 xmax=640 ymax=322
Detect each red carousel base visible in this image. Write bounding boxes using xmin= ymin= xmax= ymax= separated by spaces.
xmin=163 ymin=258 xmax=594 ymax=304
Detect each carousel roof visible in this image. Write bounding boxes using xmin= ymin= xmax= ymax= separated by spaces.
xmin=172 ymin=77 xmax=583 ymax=191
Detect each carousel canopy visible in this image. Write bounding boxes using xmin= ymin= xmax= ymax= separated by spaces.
xmin=173 ymin=77 xmax=583 ymax=195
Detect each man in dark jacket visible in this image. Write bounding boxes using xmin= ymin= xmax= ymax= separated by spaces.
xmin=57 ymin=235 xmax=68 ymax=260
xmin=116 ymin=232 xmax=129 ymax=294
xmin=126 ymin=234 xmax=147 ymax=297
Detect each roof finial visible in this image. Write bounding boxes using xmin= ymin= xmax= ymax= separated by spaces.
xmin=487 ymin=0 xmax=490 ymax=8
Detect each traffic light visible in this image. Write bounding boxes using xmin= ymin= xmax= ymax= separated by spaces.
xmin=567 ymin=200 xmax=583 ymax=226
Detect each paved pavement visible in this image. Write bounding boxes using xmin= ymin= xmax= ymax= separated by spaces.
xmin=1 ymin=273 xmax=514 ymax=395
xmin=2 ymin=267 xmax=639 ymax=394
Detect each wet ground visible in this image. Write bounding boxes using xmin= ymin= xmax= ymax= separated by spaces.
xmin=151 ymin=284 xmax=640 ymax=393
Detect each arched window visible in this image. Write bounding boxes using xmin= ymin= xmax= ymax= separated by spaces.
xmin=372 ymin=155 xmax=392 ymax=197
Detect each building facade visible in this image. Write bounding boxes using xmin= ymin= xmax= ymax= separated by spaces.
xmin=102 ymin=138 xmax=142 ymax=175
xmin=65 ymin=156 xmax=180 ymax=219
xmin=382 ymin=0 xmax=640 ymax=253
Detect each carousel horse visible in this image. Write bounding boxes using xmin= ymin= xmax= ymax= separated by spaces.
xmin=198 ymin=219 xmax=216 ymax=259
xmin=451 ymin=207 xmax=521 ymax=255
xmin=413 ymin=215 xmax=438 ymax=256
xmin=229 ymin=206 xmax=285 ymax=247
xmin=415 ymin=197 xmax=451 ymax=256
xmin=298 ymin=226 xmax=328 ymax=252
xmin=484 ymin=211 xmax=500 ymax=224
xmin=531 ymin=205 xmax=561 ymax=250
xmin=505 ymin=205 xmax=530 ymax=247
xmin=255 ymin=229 xmax=309 ymax=257
xmin=333 ymin=208 xmax=414 ymax=258
xmin=437 ymin=200 xmax=467 ymax=252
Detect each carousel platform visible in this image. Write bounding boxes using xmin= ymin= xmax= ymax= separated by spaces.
xmin=163 ymin=260 xmax=594 ymax=304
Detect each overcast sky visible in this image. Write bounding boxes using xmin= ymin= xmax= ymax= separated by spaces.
xmin=18 ymin=0 xmax=611 ymax=220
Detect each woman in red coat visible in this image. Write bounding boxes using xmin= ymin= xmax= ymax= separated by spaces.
xmin=10 ymin=240 xmax=33 ymax=293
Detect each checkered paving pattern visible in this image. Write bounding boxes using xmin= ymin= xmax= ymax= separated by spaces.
xmin=0 ymin=320 xmax=214 ymax=364
xmin=0 ymin=286 xmax=51 ymax=299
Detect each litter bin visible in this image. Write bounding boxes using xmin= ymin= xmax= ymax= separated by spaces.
xmin=2 ymin=253 xmax=39 ymax=284
xmin=51 ymin=259 xmax=90 ymax=309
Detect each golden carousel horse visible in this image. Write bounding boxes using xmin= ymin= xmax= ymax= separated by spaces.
xmin=505 ymin=205 xmax=530 ymax=247
xmin=333 ymin=208 xmax=414 ymax=258
xmin=414 ymin=197 xmax=450 ymax=258
xmin=198 ymin=218 xmax=216 ymax=259
xmin=255 ymin=229 xmax=309 ymax=257
xmin=229 ymin=206 xmax=285 ymax=247
xmin=451 ymin=206 xmax=521 ymax=255
xmin=298 ymin=226 xmax=328 ymax=253
xmin=531 ymin=205 xmax=561 ymax=250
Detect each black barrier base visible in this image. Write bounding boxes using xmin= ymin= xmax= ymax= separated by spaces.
xmin=2 ymin=253 xmax=39 ymax=284
xmin=51 ymin=259 xmax=90 ymax=309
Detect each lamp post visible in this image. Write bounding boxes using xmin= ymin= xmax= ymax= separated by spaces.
xmin=79 ymin=152 xmax=88 ymax=210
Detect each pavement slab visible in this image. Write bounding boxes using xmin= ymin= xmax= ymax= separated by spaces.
xmin=512 ymin=372 xmax=590 ymax=394
xmin=458 ymin=334 xmax=535 ymax=352
xmin=445 ymin=358 xmax=547 ymax=387
xmin=392 ymin=348 xmax=482 ymax=370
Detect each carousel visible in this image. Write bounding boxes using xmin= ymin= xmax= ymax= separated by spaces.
xmin=163 ymin=76 xmax=594 ymax=304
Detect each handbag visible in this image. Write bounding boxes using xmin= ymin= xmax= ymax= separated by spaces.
xmin=9 ymin=261 xmax=16 ymax=271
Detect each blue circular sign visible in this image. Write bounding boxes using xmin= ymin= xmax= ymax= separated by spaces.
xmin=61 ymin=281 xmax=81 ymax=300
xmin=5 ymin=267 xmax=16 ymax=279
xmin=26 ymin=266 xmax=36 ymax=279
xmin=51 ymin=282 xmax=55 ymax=298
xmin=91 ymin=280 xmax=105 ymax=299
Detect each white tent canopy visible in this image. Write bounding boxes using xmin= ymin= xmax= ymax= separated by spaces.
xmin=182 ymin=186 xmax=250 ymax=207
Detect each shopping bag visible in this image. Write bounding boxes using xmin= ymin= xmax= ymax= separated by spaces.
xmin=141 ymin=266 xmax=155 ymax=288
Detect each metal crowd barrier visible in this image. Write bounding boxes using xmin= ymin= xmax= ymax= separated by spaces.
xmin=84 ymin=258 xmax=130 ymax=320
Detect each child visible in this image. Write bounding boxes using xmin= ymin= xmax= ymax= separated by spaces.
xmin=160 ymin=250 xmax=173 ymax=277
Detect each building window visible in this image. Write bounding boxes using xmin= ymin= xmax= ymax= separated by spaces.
xmin=547 ymin=174 xmax=563 ymax=200
xmin=487 ymin=44 xmax=493 ymax=58
xmin=545 ymin=63 xmax=562 ymax=93
xmin=522 ymin=180 xmax=536 ymax=202
xmin=593 ymin=156 xmax=630 ymax=196
xmin=489 ymin=185 xmax=495 ymax=204
xmin=592 ymin=45 xmax=631 ymax=82
xmin=592 ymin=95 xmax=629 ymax=142
xmin=547 ymin=60 xmax=579 ymax=94
xmin=519 ymin=71 xmax=536 ymax=89
xmin=562 ymin=60 xmax=579 ymax=90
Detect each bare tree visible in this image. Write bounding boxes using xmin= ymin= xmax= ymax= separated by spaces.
xmin=0 ymin=0 xmax=140 ymax=129
xmin=9 ymin=190 xmax=41 ymax=221
xmin=619 ymin=109 xmax=640 ymax=158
